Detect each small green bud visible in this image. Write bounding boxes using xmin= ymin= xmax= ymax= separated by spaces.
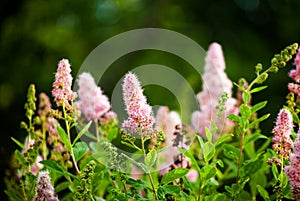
xmin=257 ymin=73 xmax=268 ymax=84
xmin=269 ymin=66 xmax=279 ymax=73
xmin=255 ymin=63 xmax=263 ymax=73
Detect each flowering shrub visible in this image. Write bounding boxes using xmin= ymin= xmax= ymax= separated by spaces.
xmin=5 ymin=42 xmax=300 ymax=201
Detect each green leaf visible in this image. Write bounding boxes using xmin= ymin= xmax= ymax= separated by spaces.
xmin=121 ymin=141 xmax=139 ymax=150
xmin=250 ymin=86 xmax=268 ymax=93
xmin=15 ymin=149 xmax=26 ymax=164
xmin=256 ymin=185 xmax=270 ymax=201
xmin=73 ymin=141 xmax=89 ymax=162
xmin=244 ymin=133 xmax=268 ymax=146
xmin=251 ymin=101 xmax=267 ymax=114
xmin=215 ymin=133 xmax=234 ymax=147
xmin=242 ymin=91 xmax=251 ymax=103
xmin=126 ymin=178 xmax=150 ymax=190
xmin=223 ymin=144 xmax=239 ymax=160
xmin=11 ymin=137 xmax=24 ymax=149
xmin=203 ymin=142 xmax=215 ymax=163
xmin=240 ymin=104 xmax=251 ymax=120
xmin=107 ymin=127 xmax=118 ymax=141
xmin=197 ymin=135 xmax=205 ymax=149
xmin=145 ymin=149 xmax=157 ymax=167
xmin=227 ymin=114 xmax=241 ymax=123
xmin=200 ymin=165 xmax=216 ymax=181
xmin=122 ymin=155 xmax=148 ymax=173
xmin=212 ymin=194 xmax=228 ymax=201
xmin=40 ymin=160 xmax=78 ymax=181
xmin=158 ymin=185 xmax=181 ymax=196
xmin=210 ymin=159 xmax=224 ymax=168
xmin=249 ymin=114 xmax=270 ymax=128
xmin=161 ymin=168 xmax=189 ymax=185
xmin=73 ymin=121 xmax=92 ymax=146
xmin=55 ymin=181 xmax=70 ymax=193
xmin=271 ymin=164 xmax=279 ymax=180
xmin=55 ymin=123 xmax=72 ymax=152
xmin=40 ymin=160 xmax=65 ymax=173
xmin=205 ymin=127 xmax=212 ymax=142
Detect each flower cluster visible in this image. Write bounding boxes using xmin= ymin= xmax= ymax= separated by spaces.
xmin=285 ymin=131 xmax=300 ymax=200
xmin=272 ymin=108 xmax=293 ymax=159
xmin=122 ymin=72 xmax=154 ymax=133
xmin=51 ymin=59 xmax=77 ymax=109
xmin=76 ymin=72 xmax=111 ymax=121
xmin=32 ymin=171 xmax=59 ymax=201
xmin=192 ymin=42 xmax=239 ymax=137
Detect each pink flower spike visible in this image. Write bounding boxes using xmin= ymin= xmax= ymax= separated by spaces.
xmin=33 ymin=171 xmax=59 ymax=201
xmin=285 ymin=129 xmax=300 ymax=200
xmin=192 ymin=42 xmax=239 ymax=137
xmin=51 ymin=59 xmax=77 ymax=109
xmin=154 ymin=106 xmax=169 ymax=131
xmin=272 ymin=108 xmax=293 ymax=159
xmin=122 ymin=72 xmax=154 ymax=133
xmin=76 ymin=72 xmax=111 ymax=121
xmin=289 ymin=47 xmax=300 ymax=83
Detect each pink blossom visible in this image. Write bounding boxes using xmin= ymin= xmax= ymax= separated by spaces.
xmin=100 ymin=111 xmax=118 ymax=124
xmin=288 ymin=83 xmax=300 ymax=96
xmin=272 ymin=108 xmax=293 ymax=159
xmin=154 ymin=106 xmax=169 ymax=131
xmin=38 ymin=93 xmax=52 ymax=116
xmin=76 ymin=72 xmax=111 ymax=121
xmin=289 ymin=47 xmax=300 ymax=83
xmin=30 ymin=155 xmax=44 ymax=176
xmin=186 ymin=169 xmax=198 ymax=182
xmin=192 ymin=42 xmax=239 ymax=137
xmin=51 ymin=59 xmax=77 ymax=109
xmin=285 ymin=130 xmax=300 ymax=200
xmin=122 ymin=72 xmax=154 ymax=132
xmin=33 ymin=171 xmax=59 ymax=201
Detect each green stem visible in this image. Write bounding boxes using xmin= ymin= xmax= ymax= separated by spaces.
xmin=140 ymin=134 xmax=158 ymax=201
xmin=95 ymin=120 xmax=100 ymax=142
xmin=62 ymin=103 xmax=80 ymax=174
xmin=237 ymin=130 xmax=245 ymax=181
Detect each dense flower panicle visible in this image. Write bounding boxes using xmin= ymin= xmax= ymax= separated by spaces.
xmin=122 ymin=72 xmax=154 ymax=132
xmin=38 ymin=93 xmax=52 ymax=116
xmin=192 ymin=42 xmax=239 ymax=136
xmin=272 ymin=109 xmax=293 ymax=159
xmin=285 ymin=131 xmax=300 ymax=200
xmin=51 ymin=59 xmax=77 ymax=109
xmin=33 ymin=171 xmax=59 ymax=201
xmin=76 ymin=72 xmax=111 ymax=121
xmin=289 ymin=47 xmax=300 ymax=83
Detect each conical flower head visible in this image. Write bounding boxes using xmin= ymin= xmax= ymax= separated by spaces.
xmin=51 ymin=59 xmax=77 ymax=109
xmin=192 ymin=42 xmax=238 ymax=137
xmin=76 ymin=72 xmax=111 ymax=121
xmin=122 ymin=72 xmax=154 ymax=132
xmin=272 ymin=108 xmax=293 ymax=159
xmin=33 ymin=171 xmax=59 ymax=201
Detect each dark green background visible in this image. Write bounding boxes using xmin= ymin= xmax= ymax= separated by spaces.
xmin=1 ymin=0 xmax=300 ymax=198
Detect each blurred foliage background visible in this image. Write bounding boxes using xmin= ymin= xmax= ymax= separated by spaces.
xmin=1 ymin=0 xmax=300 ymax=198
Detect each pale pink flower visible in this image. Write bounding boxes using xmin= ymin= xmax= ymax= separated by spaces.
xmin=122 ymin=72 xmax=154 ymax=132
xmin=51 ymin=59 xmax=77 ymax=109
xmin=38 ymin=93 xmax=52 ymax=116
xmin=33 ymin=171 xmax=59 ymax=201
xmin=100 ymin=111 xmax=118 ymax=124
xmin=47 ymin=117 xmax=59 ymax=137
xmin=288 ymin=83 xmax=300 ymax=96
xmin=186 ymin=169 xmax=198 ymax=182
xmin=272 ymin=108 xmax=293 ymax=159
xmin=30 ymin=155 xmax=44 ymax=176
xmin=192 ymin=42 xmax=239 ymax=137
xmin=76 ymin=72 xmax=111 ymax=121
xmin=289 ymin=47 xmax=300 ymax=83
xmin=285 ymin=130 xmax=300 ymax=200
xmin=154 ymin=106 xmax=169 ymax=131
